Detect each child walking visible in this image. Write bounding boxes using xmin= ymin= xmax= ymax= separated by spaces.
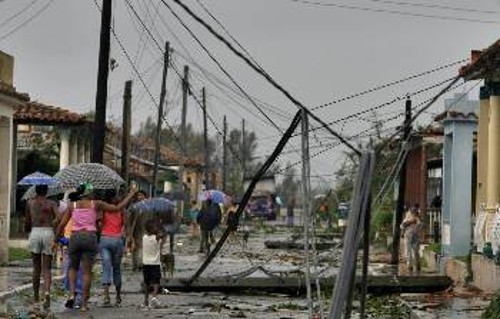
xmin=141 ymin=219 xmax=165 ymax=309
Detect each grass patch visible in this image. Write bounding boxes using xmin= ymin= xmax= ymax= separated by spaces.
xmin=425 ymin=243 xmax=441 ymax=254
xmin=9 ymin=247 xmax=31 ymax=262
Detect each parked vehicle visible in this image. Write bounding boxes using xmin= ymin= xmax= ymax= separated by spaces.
xmin=243 ymin=175 xmax=279 ymax=220
xmin=246 ymin=193 xmax=278 ymax=220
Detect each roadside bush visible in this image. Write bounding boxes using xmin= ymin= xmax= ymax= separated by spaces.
xmin=482 ymin=294 xmax=500 ymax=319
xmin=371 ymin=209 xmax=393 ymax=246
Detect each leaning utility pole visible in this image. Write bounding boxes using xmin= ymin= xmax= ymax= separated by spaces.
xmin=152 ymin=42 xmax=170 ymax=197
xmin=121 ymin=80 xmax=132 ymax=184
xmin=391 ymin=97 xmax=412 ymax=264
xmin=241 ymin=119 xmax=246 ymax=179
xmin=301 ymin=108 xmax=313 ymax=317
xmin=222 ymin=116 xmax=227 ymax=192
xmin=92 ymin=0 xmax=112 ymax=164
xmin=179 ymin=65 xmax=189 ymax=204
xmin=202 ymin=87 xmax=210 ymax=190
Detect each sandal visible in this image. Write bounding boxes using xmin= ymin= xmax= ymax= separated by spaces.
xmin=42 ymin=294 xmax=51 ymax=309
xmin=65 ymin=296 xmax=75 ymax=309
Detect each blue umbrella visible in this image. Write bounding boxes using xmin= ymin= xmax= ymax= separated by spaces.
xmin=130 ymin=197 xmax=174 ymax=214
xmin=18 ymin=172 xmax=58 ymax=186
xmin=198 ymin=189 xmax=228 ymax=204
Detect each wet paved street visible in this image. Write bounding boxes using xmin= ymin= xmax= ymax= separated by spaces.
xmin=0 ymin=221 xmax=493 ymax=318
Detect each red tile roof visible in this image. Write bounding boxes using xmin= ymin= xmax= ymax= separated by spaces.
xmin=459 ymin=39 xmax=500 ymax=80
xmin=14 ymin=101 xmax=89 ymax=125
xmin=434 ymin=110 xmax=478 ymax=122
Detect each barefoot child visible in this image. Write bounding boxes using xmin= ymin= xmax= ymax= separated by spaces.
xmin=142 ymin=219 xmax=165 ymax=309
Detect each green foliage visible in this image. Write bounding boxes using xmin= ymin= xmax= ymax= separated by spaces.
xmin=425 ymin=243 xmax=442 ymax=254
xmin=17 ymin=149 xmax=59 ymax=180
xmin=372 ymin=209 xmax=393 ymax=234
xmin=482 ymin=294 xmax=500 ymax=319
xmin=9 ymin=247 xmax=30 ymax=262
xmin=364 ymin=295 xmax=410 ymax=317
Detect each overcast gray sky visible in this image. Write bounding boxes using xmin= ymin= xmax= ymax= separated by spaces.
xmin=0 ymin=0 xmax=499 ymax=186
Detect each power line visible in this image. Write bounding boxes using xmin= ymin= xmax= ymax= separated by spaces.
xmin=0 ymin=0 xmax=39 ymax=29
xmin=92 ymin=0 xmax=186 ymax=155
xmin=0 ymin=0 xmax=55 ymax=42
xmin=163 ymin=0 xmax=361 ymax=156
xmin=285 ymin=0 xmax=500 ymax=25
xmin=160 ymin=1 xmax=285 ymax=134
xmin=357 ymin=0 xmax=500 ymax=15
xmin=312 ymin=59 xmax=467 ymax=110
xmin=122 ymin=0 xmax=251 ymax=168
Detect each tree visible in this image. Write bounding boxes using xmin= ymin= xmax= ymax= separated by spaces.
xmin=276 ymin=163 xmax=300 ymax=207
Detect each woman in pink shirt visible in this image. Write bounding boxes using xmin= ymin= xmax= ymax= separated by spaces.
xmin=55 ymin=183 xmax=137 ymax=312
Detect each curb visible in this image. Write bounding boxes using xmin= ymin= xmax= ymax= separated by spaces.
xmin=0 ymin=275 xmax=65 ymax=303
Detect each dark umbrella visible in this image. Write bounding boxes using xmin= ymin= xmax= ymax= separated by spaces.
xmin=130 ymin=197 xmax=174 ymax=214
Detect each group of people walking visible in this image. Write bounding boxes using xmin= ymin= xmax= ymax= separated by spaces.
xmin=24 ymin=182 xmax=179 ymax=312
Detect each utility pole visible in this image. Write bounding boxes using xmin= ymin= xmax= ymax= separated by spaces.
xmin=92 ymin=0 xmax=112 ymax=164
xmin=301 ymin=108 xmax=313 ymax=317
xmin=391 ymin=96 xmax=412 ymax=264
xmin=152 ymin=42 xmax=170 ymax=197
xmin=222 ymin=116 xmax=227 ymax=193
xmin=202 ymin=88 xmax=210 ymax=190
xmin=121 ymin=80 xmax=132 ymax=184
xmin=179 ymin=65 xmax=189 ymax=211
xmin=241 ymin=119 xmax=246 ymax=179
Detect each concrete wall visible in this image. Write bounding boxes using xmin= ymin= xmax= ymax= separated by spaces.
xmin=471 ymin=254 xmax=500 ymax=292
xmin=0 ymin=51 xmax=14 ymax=86
xmin=0 ymin=111 xmax=13 ymax=263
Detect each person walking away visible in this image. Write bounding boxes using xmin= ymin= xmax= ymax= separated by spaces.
xmin=400 ymin=205 xmax=422 ymax=272
xmin=287 ymin=198 xmax=295 ymax=227
xmin=100 ymin=189 xmax=127 ymax=306
xmin=197 ymin=198 xmax=221 ymax=254
xmin=160 ymin=206 xmax=177 ymax=255
xmin=188 ymin=201 xmax=200 ymax=238
xmin=226 ymin=200 xmax=239 ymax=242
xmin=141 ymin=219 xmax=165 ymax=309
xmin=55 ymin=182 xmax=137 ymax=312
xmin=128 ymin=190 xmax=148 ymax=271
xmin=58 ymin=189 xmax=84 ymax=308
xmin=24 ymin=184 xmax=58 ymax=309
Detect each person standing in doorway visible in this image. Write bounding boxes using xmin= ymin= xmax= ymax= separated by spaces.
xmin=25 ymin=184 xmax=58 ymax=309
xmin=400 ymin=205 xmax=422 ymax=272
